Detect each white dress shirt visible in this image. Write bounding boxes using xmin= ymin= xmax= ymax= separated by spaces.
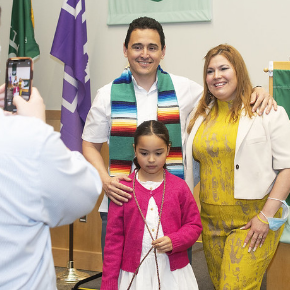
xmin=0 ymin=110 xmax=102 ymax=290
xmin=82 ymin=73 xmax=203 ymax=213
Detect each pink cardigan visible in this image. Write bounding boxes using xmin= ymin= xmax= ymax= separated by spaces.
xmin=101 ymin=170 xmax=202 ymax=290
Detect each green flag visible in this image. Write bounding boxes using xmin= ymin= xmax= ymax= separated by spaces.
xmin=9 ymin=0 xmax=40 ymax=59
xmin=108 ymin=0 xmax=212 ymax=25
xmin=273 ymin=69 xmax=290 ymax=119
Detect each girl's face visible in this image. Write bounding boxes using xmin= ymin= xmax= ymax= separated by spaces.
xmin=134 ymin=134 xmax=169 ymax=182
xmin=206 ymin=54 xmax=238 ymax=102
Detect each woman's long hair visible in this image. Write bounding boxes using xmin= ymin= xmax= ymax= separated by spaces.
xmin=188 ymin=44 xmax=254 ymax=133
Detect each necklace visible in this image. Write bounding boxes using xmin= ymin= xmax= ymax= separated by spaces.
xmin=127 ymin=169 xmax=166 ymax=290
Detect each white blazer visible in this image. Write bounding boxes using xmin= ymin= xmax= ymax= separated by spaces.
xmin=185 ymin=103 xmax=290 ymax=199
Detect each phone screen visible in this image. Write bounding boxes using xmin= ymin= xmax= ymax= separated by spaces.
xmin=4 ymin=57 xmax=33 ymax=112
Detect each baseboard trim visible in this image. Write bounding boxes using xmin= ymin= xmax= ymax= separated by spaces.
xmin=52 ymin=247 xmax=103 ymax=272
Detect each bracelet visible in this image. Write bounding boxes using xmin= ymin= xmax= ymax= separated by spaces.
xmin=260 ymin=210 xmax=269 ymax=220
xmin=268 ymin=197 xmax=284 ymax=203
xmin=258 ymin=211 xmax=269 ymax=224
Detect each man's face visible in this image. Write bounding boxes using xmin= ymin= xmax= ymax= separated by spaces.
xmin=123 ymin=28 xmax=166 ymax=84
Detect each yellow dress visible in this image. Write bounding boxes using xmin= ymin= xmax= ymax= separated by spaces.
xmin=193 ymin=100 xmax=283 ymax=290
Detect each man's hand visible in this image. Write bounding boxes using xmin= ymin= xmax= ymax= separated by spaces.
xmin=1 ymin=84 xmax=46 ymax=121
xmin=0 ymin=84 xmax=5 ymax=108
xmin=13 ymin=87 xmax=46 ymax=121
xmin=103 ymin=174 xmax=132 ymax=206
xmin=82 ymin=141 xmax=133 ymax=206
xmin=250 ymin=87 xmax=277 ymax=115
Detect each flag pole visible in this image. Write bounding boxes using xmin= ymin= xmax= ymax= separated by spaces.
xmin=57 ymin=224 xmax=90 ymax=283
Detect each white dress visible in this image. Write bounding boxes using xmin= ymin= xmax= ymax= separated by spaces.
xmin=118 ymin=175 xmax=199 ymax=290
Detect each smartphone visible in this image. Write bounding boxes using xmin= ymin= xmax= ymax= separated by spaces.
xmin=4 ymin=57 xmax=33 ymax=112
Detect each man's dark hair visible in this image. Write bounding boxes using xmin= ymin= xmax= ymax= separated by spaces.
xmin=124 ymin=17 xmax=165 ymax=49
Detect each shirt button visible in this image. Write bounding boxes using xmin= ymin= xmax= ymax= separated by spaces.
xmin=236 ymin=164 xmax=239 ymax=169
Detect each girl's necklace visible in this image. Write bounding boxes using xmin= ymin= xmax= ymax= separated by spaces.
xmin=127 ymin=169 xmax=166 ymax=290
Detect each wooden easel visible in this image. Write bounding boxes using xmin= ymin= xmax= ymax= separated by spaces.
xmin=264 ymin=61 xmax=290 ymax=290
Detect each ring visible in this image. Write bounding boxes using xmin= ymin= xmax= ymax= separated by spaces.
xmin=258 ymin=235 xmax=263 ymax=240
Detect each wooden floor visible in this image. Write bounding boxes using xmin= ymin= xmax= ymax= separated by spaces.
xmin=55 ymin=242 xmax=267 ymax=290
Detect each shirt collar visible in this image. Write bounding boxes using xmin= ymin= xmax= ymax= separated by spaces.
xmin=131 ymin=74 xmax=158 ymax=94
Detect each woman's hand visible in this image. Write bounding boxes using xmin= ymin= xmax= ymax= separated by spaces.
xmin=241 ymin=214 xmax=269 ymax=252
xmin=152 ymin=236 xmax=172 ymax=253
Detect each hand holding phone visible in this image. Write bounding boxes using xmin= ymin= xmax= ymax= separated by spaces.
xmin=4 ymin=57 xmax=33 ymax=112
xmin=0 ymin=83 xmax=5 ymax=108
xmin=13 ymin=87 xmax=46 ymax=122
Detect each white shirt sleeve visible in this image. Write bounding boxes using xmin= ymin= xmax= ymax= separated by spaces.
xmin=82 ymin=82 xmax=112 ymax=144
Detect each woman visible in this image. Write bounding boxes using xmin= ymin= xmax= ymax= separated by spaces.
xmin=185 ymin=44 xmax=290 ymax=289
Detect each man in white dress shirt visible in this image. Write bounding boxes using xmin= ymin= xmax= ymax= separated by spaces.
xmin=0 ymin=83 xmax=102 ymax=290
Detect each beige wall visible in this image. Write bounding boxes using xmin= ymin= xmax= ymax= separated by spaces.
xmin=0 ymin=0 xmax=290 ymax=110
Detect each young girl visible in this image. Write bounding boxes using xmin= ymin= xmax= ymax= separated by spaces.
xmin=101 ymin=120 xmax=202 ymax=290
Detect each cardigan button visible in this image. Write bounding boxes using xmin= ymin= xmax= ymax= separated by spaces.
xmin=236 ymin=164 xmax=239 ymax=169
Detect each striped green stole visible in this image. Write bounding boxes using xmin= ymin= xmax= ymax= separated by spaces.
xmin=109 ymin=66 xmax=184 ymax=179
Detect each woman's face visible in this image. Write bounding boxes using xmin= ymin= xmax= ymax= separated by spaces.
xmin=206 ymin=54 xmax=238 ymax=102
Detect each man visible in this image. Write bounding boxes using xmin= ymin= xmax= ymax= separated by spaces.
xmin=0 ymin=84 xmax=102 ymax=289
xmin=82 ymin=17 xmax=275 ymax=259
xmin=12 ymin=75 xmax=18 ymax=87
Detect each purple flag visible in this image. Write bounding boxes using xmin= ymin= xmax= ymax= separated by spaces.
xmin=50 ymin=0 xmax=91 ymax=152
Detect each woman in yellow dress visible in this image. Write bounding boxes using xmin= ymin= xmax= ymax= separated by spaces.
xmin=18 ymin=78 xmax=23 ymax=96
xmin=186 ymin=44 xmax=290 ymax=289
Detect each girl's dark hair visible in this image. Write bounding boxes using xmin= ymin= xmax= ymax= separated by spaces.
xmin=133 ymin=120 xmax=170 ymax=169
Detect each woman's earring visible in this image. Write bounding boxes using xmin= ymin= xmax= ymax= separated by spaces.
xmin=208 ymin=90 xmax=213 ymax=99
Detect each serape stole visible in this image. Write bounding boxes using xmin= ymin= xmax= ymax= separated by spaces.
xmin=109 ymin=66 xmax=184 ymax=179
